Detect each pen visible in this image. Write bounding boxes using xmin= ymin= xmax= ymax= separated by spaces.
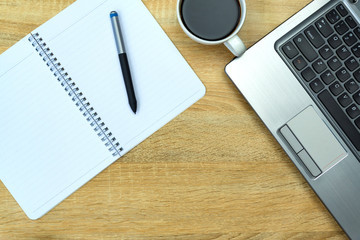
xmin=110 ymin=11 xmax=137 ymax=114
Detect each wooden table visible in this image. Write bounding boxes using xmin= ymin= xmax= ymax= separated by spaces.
xmin=0 ymin=0 xmax=347 ymax=239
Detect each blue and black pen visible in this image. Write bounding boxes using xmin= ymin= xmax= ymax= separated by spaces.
xmin=110 ymin=11 xmax=137 ymax=114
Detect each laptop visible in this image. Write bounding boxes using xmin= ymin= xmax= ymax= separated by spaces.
xmin=226 ymin=0 xmax=360 ymax=238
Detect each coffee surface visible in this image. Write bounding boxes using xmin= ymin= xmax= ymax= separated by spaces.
xmin=181 ymin=0 xmax=241 ymax=41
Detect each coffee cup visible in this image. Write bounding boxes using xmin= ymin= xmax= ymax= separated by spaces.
xmin=177 ymin=0 xmax=247 ymax=57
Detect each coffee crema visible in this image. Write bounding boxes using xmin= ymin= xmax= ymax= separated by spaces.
xmin=180 ymin=0 xmax=241 ymax=41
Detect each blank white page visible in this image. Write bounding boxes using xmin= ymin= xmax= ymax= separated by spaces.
xmin=0 ymin=38 xmax=113 ymax=219
xmin=35 ymin=0 xmax=206 ymax=154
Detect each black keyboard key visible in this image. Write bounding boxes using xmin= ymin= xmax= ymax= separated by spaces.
xmin=347 ymin=104 xmax=360 ymax=119
xmin=310 ymin=79 xmax=325 ymax=93
xmin=302 ymin=67 xmax=316 ymax=82
xmin=343 ymin=32 xmax=358 ymax=46
xmin=345 ymin=16 xmax=357 ymax=29
xmin=345 ymin=79 xmax=359 ymax=93
xmin=351 ymin=43 xmax=360 ymax=57
xmin=312 ymin=58 xmax=327 ymax=73
xmin=345 ymin=57 xmax=359 ymax=71
xmin=335 ymin=21 xmax=349 ymax=35
xmin=355 ymin=28 xmax=360 ymax=39
xmin=319 ymin=90 xmax=360 ymax=151
xmin=282 ymin=42 xmax=299 ymax=59
xmin=354 ymin=69 xmax=360 ymax=82
xmin=328 ymin=56 xmax=342 ymax=71
xmin=321 ymin=70 xmax=336 ymax=84
xmin=293 ymin=55 xmax=307 ymax=70
xmin=294 ymin=34 xmax=317 ymax=62
xmin=337 ymin=4 xmax=349 ymax=17
xmin=315 ymin=18 xmax=334 ymax=38
xmin=319 ymin=45 xmax=334 ymax=59
xmin=355 ymin=117 xmax=360 ymax=129
xmin=339 ymin=93 xmax=353 ymax=107
xmin=336 ymin=68 xmax=351 ymax=82
xmin=328 ymin=34 xmax=342 ymax=49
xmin=336 ymin=45 xmax=351 ymax=60
xmin=355 ymin=91 xmax=360 ymax=105
xmin=327 ymin=9 xmax=341 ymax=24
xmin=305 ymin=26 xmax=325 ymax=48
xmin=330 ymin=81 xmax=345 ymax=96
xmin=355 ymin=27 xmax=360 ymax=39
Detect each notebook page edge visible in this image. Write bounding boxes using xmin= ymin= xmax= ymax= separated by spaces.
xmin=121 ymin=88 xmax=206 ymax=155
xmin=23 ymin=154 xmax=116 ymax=220
xmin=30 ymin=0 xmax=109 ymax=43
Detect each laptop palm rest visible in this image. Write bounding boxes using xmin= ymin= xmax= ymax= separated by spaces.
xmin=280 ymin=106 xmax=348 ymax=177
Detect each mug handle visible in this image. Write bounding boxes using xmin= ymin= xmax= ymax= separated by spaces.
xmin=224 ymin=35 xmax=246 ymax=57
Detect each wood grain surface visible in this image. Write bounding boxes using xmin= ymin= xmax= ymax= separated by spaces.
xmin=0 ymin=0 xmax=348 ymax=239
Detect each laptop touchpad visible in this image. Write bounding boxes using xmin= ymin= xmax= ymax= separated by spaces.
xmin=280 ymin=106 xmax=347 ymax=177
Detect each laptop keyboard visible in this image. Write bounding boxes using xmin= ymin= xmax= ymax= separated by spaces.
xmin=279 ymin=3 xmax=360 ymax=151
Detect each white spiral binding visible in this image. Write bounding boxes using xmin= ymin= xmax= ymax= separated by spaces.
xmin=28 ymin=33 xmax=123 ymax=157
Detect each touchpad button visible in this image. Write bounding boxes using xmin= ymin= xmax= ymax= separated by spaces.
xmin=283 ymin=106 xmax=347 ymax=175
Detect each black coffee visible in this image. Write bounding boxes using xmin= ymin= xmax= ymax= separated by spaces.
xmin=181 ymin=0 xmax=241 ymax=41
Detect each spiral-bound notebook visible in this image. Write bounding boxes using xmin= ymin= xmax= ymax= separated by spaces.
xmin=0 ymin=0 xmax=205 ymax=219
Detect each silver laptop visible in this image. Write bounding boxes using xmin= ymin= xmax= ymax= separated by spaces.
xmin=226 ymin=0 xmax=360 ymax=238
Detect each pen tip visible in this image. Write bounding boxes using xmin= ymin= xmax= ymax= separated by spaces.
xmin=131 ymin=104 xmax=137 ymax=114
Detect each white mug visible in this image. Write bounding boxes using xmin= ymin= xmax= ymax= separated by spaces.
xmin=177 ymin=0 xmax=247 ymax=57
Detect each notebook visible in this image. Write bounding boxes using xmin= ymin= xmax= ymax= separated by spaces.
xmin=0 ymin=0 xmax=205 ymax=220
